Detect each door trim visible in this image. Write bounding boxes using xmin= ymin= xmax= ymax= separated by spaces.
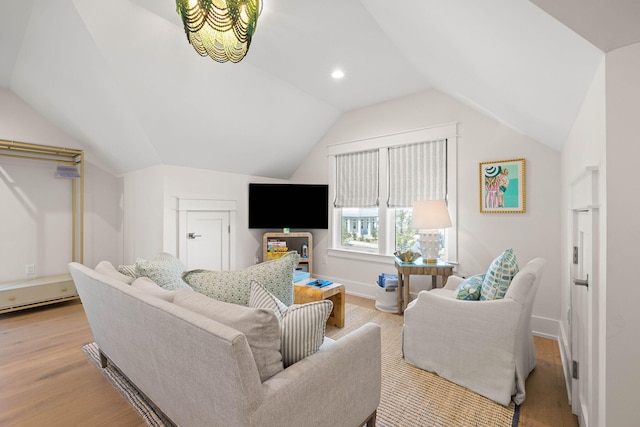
xmin=177 ymin=198 xmax=237 ymax=270
xmin=568 ymin=166 xmax=600 ymax=427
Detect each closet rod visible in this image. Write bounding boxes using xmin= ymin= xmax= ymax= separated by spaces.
xmin=0 ymin=152 xmax=78 ymax=165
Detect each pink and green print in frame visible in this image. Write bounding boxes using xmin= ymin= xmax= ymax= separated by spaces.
xmin=479 ymin=158 xmax=526 ymax=213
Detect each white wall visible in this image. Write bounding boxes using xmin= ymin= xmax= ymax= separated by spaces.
xmin=162 ymin=165 xmax=287 ymax=268
xmin=0 ymin=155 xmax=73 ymax=280
xmin=122 ymin=165 xmax=165 ymax=262
xmin=604 ymin=42 xmax=640 ymax=427
xmin=122 ymin=164 xmax=287 ymax=268
xmin=292 ymin=89 xmax=562 ymax=336
xmin=0 ymin=89 xmax=123 ymax=280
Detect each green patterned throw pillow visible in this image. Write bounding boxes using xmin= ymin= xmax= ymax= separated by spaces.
xmin=455 ymin=274 xmax=485 ymax=300
xmin=182 ymin=251 xmax=298 ymax=306
xmin=135 ymin=253 xmax=193 ymax=291
xmin=480 ymin=249 xmax=519 ymax=300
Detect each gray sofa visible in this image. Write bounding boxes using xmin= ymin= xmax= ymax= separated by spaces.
xmin=69 ymin=262 xmax=381 ymax=426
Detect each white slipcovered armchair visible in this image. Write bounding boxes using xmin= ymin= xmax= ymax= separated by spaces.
xmin=402 ymin=258 xmax=546 ymax=406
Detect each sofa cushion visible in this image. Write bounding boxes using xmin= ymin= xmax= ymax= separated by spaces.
xmin=455 ymin=274 xmax=485 ymax=300
xmin=173 ymin=289 xmax=284 ymax=382
xmin=136 ymin=253 xmax=193 ymax=291
xmin=182 ymin=251 xmax=298 ymax=306
xmin=131 ymin=277 xmax=179 ymax=302
xmin=249 ymin=281 xmax=332 ymax=368
xmin=95 ymin=260 xmax=134 ymax=284
xmin=480 ymin=248 xmax=519 ymax=300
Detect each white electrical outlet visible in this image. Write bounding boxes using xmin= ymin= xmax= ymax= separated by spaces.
xmin=25 ymin=264 xmax=35 ymax=275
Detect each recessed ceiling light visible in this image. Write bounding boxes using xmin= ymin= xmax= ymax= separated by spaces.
xmin=331 ymin=69 xmax=345 ymax=79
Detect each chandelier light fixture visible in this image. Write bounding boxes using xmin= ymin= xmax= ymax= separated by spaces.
xmin=176 ymin=0 xmax=262 ymax=63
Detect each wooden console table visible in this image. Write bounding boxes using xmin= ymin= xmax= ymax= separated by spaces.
xmin=394 ymin=258 xmax=454 ymax=314
xmin=294 ymin=280 xmax=345 ymax=328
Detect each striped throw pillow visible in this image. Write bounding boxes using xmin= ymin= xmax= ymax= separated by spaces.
xmin=280 ymin=301 xmax=333 ymax=367
xmin=249 ymin=280 xmax=288 ymax=321
xmin=118 ymin=263 xmax=138 ymax=278
xmin=249 ymin=281 xmax=333 ymax=368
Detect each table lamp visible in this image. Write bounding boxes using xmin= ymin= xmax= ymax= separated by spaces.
xmin=412 ymin=199 xmax=452 ymax=264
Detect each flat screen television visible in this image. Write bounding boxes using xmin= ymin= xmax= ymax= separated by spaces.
xmin=248 ymin=183 xmax=329 ymax=229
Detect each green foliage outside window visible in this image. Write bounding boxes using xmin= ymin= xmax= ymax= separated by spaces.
xmin=395 ymin=208 xmax=418 ymax=253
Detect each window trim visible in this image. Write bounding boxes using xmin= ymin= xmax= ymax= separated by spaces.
xmin=327 ymin=123 xmax=458 ymax=264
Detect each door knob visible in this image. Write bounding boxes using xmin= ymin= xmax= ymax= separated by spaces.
xmin=573 ymin=274 xmax=589 ymax=288
xmin=188 ymin=232 xmax=202 ymax=239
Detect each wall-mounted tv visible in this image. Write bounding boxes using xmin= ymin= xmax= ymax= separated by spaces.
xmin=248 ymin=183 xmax=329 ymax=229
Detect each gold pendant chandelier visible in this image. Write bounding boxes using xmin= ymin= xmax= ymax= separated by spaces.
xmin=176 ymin=0 xmax=262 ymax=63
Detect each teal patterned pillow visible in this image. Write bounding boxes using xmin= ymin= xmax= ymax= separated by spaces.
xmin=455 ymin=274 xmax=485 ymax=300
xmin=480 ymin=249 xmax=519 ymax=300
xmin=135 ymin=253 xmax=193 ymax=291
xmin=183 ymin=252 xmax=299 ymax=306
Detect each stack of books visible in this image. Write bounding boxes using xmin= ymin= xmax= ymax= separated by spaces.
xmin=293 ymin=270 xmax=310 ymax=282
xmin=266 ymin=240 xmax=288 ymax=259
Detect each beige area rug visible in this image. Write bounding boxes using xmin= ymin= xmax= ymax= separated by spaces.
xmin=82 ymin=302 xmax=518 ymax=427
xmin=325 ymin=303 xmax=519 ymax=427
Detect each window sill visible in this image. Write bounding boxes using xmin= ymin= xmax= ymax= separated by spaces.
xmin=327 ymin=248 xmax=395 ymax=265
xmin=328 ymin=248 xmax=459 ymax=268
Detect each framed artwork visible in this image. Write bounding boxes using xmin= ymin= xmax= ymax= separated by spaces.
xmin=479 ymin=158 xmax=526 ymax=213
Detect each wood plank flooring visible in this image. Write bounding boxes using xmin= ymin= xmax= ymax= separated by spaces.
xmin=1 ymin=297 xmax=577 ymax=426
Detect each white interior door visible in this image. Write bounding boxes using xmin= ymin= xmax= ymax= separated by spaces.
xmin=571 ymin=209 xmax=592 ymax=426
xmin=185 ymin=211 xmax=229 ymax=270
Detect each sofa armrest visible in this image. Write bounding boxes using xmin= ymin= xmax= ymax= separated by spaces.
xmin=255 ymin=323 xmax=381 ymax=427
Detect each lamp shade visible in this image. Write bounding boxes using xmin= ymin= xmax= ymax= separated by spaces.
xmin=412 ymin=200 xmax=452 ymax=230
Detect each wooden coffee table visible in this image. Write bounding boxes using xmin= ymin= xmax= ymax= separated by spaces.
xmin=294 ymin=280 xmax=345 ymax=328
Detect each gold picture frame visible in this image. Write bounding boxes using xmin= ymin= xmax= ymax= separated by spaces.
xmin=479 ymin=158 xmax=526 ymax=213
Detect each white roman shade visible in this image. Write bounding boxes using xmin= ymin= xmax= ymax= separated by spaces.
xmin=334 ymin=150 xmax=379 ymax=208
xmin=387 ymin=139 xmax=447 ymax=207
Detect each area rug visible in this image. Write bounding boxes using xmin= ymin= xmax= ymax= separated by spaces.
xmin=81 ymin=342 xmax=174 ymax=427
xmin=82 ymin=302 xmax=519 ymax=427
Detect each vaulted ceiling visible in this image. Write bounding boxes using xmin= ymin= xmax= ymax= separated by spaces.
xmin=1 ymin=0 xmax=638 ymax=178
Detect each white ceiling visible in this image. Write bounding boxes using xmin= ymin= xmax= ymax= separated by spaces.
xmin=0 ymin=0 xmax=635 ymax=178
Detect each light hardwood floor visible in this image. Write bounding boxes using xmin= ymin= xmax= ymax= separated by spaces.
xmin=0 ymin=297 xmax=577 ymax=426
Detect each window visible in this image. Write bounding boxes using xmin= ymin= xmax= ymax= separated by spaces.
xmin=327 ymin=124 xmax=458 ymax=262
xmin=334 ymin=150 xmax=380 ymax=252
